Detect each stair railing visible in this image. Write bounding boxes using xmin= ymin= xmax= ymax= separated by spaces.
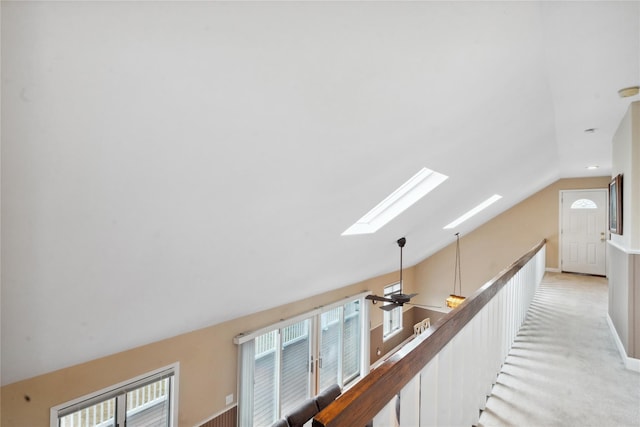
xmin=313 ymin=239 xmax=546 ymax=427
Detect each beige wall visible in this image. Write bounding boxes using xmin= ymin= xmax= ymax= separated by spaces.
xmin=0 ymin=176 xmax=610 ymax=426
xmin=369 ymin=306 xmax=444 ymax=366
xmin=1 ymin=269 xmax=413 ymax=427
xmin=413 ymin=176 xmax=610 ymax=309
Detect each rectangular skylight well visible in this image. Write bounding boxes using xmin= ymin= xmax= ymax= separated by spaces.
xmin=342 ymin=167 xmax=448 ymax=236
xmin=443 ymin=194 xmax=502 ymax=230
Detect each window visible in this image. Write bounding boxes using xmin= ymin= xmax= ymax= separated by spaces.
xmin=236 ymin=294 xmax=369 ymax=427
xmin=383 ymin=283 xmax=402 ymax=339
xmin=51 ymin=365 xmax=177 ymax=427
xmin=342 ymin=167 xmax=448 ymax=236
xmin=318 ymin=307 xmax=341 ymax=392
xmin=571 ymin=198 xmax=597 ymax=209
xmin=341 ymin=300 xmax=362 ymax=384
xmin=251 ymin=319 xmax=312 ymax=426
xmin=443 ymin=194 xmax=502 ymax=229
xmin=318 ymin=300 xmax=362 ymax=392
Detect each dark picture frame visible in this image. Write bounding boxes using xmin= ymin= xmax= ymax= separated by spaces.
xmin=609 ymin=174 xmax=623 ymax=235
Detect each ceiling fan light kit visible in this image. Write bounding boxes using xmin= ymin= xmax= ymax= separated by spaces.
xmin=446 ymin=294 xmax=466 ymax=309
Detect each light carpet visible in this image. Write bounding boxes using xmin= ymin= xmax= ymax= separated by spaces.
xmin=478 ymin=272 xmax=640 ymax=427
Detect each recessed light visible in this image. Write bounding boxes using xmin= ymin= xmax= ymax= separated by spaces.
xmin=443 ymin=194 xmax=502 ymax=230
xmin=586 ymin=165 xmax=600 ymax=170
xmin=342 ymin=167 xmax=448 ymax=236
xmin=618 ymin=86 xmax=639 ymax=98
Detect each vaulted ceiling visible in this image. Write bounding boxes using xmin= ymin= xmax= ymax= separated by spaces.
xmin=2 ymin=1 xmax=638 ymax=385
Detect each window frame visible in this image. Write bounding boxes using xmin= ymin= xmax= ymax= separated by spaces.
xmin=50 ymin=363 xmax=179 ymax=427
xmin=570 ymin=198 xmax=598 ymax=209
xmin=317 ymin=298 xmax=363 ymax=392
xmin=235 ymin=292 xmax=370 ymax=427
xmin=383 ymin=282 xmax=403 ymax=340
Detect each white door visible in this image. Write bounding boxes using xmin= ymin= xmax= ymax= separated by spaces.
xmin=560 ymin=189 xmax=607 ymax=276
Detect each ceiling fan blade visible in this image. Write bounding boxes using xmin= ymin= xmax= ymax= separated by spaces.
xmin=365 ymin=294 xmax=394 ymax=303
xmin=390 ymin=292 xmax=418 ymax=304
xmin=379 ymin=303 xmax=401 ymax=311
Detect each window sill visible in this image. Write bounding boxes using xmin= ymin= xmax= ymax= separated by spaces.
xmin=383 ymin=327 xmax=403 ymax=342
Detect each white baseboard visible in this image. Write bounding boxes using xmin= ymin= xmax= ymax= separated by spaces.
xmin=627 ymin=356 xmax=640 ymax=372
xmin=606 ymin=314 xmax=640 ymax=373
xmin=545 ymin=267 xmax=561 ymax=273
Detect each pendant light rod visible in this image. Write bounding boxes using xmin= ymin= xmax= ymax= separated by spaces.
xmin=454 ymin=233 xmax=461 ymax=295
xmin=397 ymin=237 xmax=406 ymax=291
xmin=454 ymin=232 xmax=462 ymax=296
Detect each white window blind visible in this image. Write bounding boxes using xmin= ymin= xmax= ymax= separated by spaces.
xmin=342 ymin=299 xmax=362 ymax=384
xmin=280 ymin=319 xmax=311 ymax=417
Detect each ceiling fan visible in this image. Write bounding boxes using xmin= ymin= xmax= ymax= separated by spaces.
xmin=366 ymin=237 xmax=441 ymax=311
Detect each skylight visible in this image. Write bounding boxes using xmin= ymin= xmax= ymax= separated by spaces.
xmin=443 ymin=194 xmax=502 ymax=230
xmin=342 ymin=167 xmax=448 ymax=236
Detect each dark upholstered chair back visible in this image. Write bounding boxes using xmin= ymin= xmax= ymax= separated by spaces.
xmin=284 ymin=398 xmax=319 ymax=427
xmin=270 ymin=419 xmax=290 ymax=427
xmin=270 ymin=384 xmax=343 ymax=427
xmin=315 ymin=384 xmax=342 ymax=411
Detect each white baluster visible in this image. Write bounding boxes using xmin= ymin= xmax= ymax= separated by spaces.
xmin=470 ymin=314 xmax=484 ymax=422
xmin=372 ymin=396 xmax=396 ymax=426
xmin=436 ymin=341 xmax=453 ymax=425
xmin=364 ymin=243 xmax=547 ymax=427
xmin=420 ymin=358 xmax=438 ymax=426
xmin=499 ymin=288 xmax=507 ymax=364
xmin=509 ymin=276 xmax=514 ymax=346
xmin=458 ymin=323 xmax=475 ymax=426
xmin=400 ymin=374 xmax=420 ymax=426
xmin=481 ymin=303 xmax=493 ymax=399
xmin=488 ymin=296 xmax=498 ymax=387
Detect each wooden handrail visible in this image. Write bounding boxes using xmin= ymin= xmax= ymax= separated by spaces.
xmin=312 ymin=239 xmax=546 ymax=427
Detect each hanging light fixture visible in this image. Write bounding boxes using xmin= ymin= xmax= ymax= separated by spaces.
xmin=446 ymin=232 xmax=466 ymax=309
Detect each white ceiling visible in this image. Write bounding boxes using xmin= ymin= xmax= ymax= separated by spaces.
xmin=2 ymin=1 xmax=638 ymax=385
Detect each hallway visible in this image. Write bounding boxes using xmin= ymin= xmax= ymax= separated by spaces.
xmin=478 ymin=272 xmax=640 ymax=426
